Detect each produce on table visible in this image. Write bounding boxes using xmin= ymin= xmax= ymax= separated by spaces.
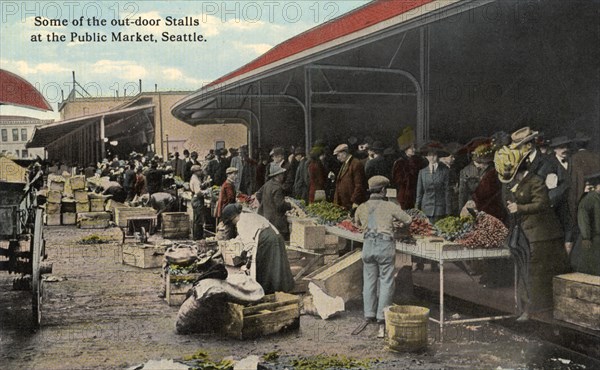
xmin=305 ymin=201 xmax=349 ymax=224
xmin=337 ymin=219 xmax=361 ymax=233
xmin=406 ymin=208 xmax=434 ymax=236
xmin=434 ymin=215 xmax=475 ymax=241
xmin=457 ymin=211 xmax=508 ymax=249
xmin=286 ymin=197 xmax=309 ymax=218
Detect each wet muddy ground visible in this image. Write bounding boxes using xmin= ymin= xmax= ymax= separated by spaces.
xmin=1 ymin=226 xmax=598 ymax=369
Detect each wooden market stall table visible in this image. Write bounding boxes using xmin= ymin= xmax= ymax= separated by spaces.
xmin=324 ymin=227 xmax=516 ymax=339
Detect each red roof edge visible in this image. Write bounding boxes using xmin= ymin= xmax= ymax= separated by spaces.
xmin=208 ymin=0 xmax=434 ymax=87
xmin=0 ymin=69 xmax=53 ymax=111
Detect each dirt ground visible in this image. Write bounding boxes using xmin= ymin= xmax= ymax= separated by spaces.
xmin=1 ymin=225 xmax=598 ymax=370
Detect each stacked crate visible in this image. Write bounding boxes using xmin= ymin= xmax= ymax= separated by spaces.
xmin=45 ymin=175 xmax=65 ymax=226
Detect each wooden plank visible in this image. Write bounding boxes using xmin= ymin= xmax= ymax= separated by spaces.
xmin=553 ymin=276 xmax=600 ymax=303
xmin=554 ymin=296 xmax=600 ymax=330
xmin=304 ymin=249 xmax=363 ymax=303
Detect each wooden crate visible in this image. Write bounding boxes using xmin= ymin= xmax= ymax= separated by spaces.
xmin=45 ymin=202 xmax=61 ymax=214
xmin=47 ymin=190 xmax=62 ymax=203
xmin=61 ymin=212 xmax=76 ymax=225
xmin=105 ymin=199 xmax=128 ymax=214
xmin=69 ymin=175 xmax=86 ymax=190
xmin=287 ymin=246 xmax=324 ymax=293
xmin=77 ymin=211 xmax=111 ymax=229
xmin=90 ymin=198 xmax=105 ymax=212
xmin=553 ymin=273 xmax=600 ymax=330
xmin=161 ymin=212 xmax=190 ymax=239
xmin=223 ymin=292 xmax=301 ymax=339
xmin=45 ymin=213 xmax=61 ymax=226
xmin=166 ymin=273 xmax=200 ymax=306
xmin=219 ymin=240 xmax=245 ymax=266
xmin=73 ymin=190 xmax=89 ymax=202
xmin=49 ymin=180 xmax=64 ymax=192
xmin=115 ymin=207 xmax=157 ymax=228
xmin=61 ymin=199 xmax=76 ymax=213
xmin=76 ymin=201 xmax=89 ymax=213
xmin=304 ymin=249 xmax=363 ymax=303
xmin=290 ymin=220 xmax=326 ymax=250
xmin=122 ymin=243 xmax=164 ymax=269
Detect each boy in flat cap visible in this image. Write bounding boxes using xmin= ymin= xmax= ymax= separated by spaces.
xmin=353 ymin=176 xmax=412 ymax=338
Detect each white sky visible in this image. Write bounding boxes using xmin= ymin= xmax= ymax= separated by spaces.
xmin=0 ymin=1 xmax=369 ymax=120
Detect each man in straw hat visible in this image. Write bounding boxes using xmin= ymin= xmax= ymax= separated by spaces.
xmin=215 ymin=167 xmax=238 ymax=222
xmin=509 ymin=126 xmax=551 ymax=178
xmin=220 ymin=203 xmax=294 ymax=294
xmin=353 ymin=175 xmax=412 ymax=338
xmin=257 ymin=164 xmax=293 ymax=239
xmin=332 ymin=143 xmax=367 ymax=211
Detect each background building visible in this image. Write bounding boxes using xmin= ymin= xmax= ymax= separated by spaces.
xmin=0 ymin=116 xmax=52 ymax=159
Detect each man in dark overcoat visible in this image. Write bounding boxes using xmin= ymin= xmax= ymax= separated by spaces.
xmin=257 ymin=165 xmax=292 ymax=239
xmin=332 ymin=144 xmax=367 ymax=211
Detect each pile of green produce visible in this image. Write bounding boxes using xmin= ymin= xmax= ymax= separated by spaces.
xmin=78 ymin=234 xmax=111 ymax=244
xmin=434 ymin=215 xmax=475 ymax=241
xmin=288 ymin=354 xmax=372 ymax=370
xmin=182 ymin=350 xmax=234 ymax=370
xmin=305 ymin=201 xmax=349 ymax=224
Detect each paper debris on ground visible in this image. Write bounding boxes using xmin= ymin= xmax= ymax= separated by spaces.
xmin=307 ymin=282 xmax=345 ymax=320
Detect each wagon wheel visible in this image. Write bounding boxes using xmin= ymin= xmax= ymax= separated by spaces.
xmin=31 ymin=207 xmax=44 ymax=330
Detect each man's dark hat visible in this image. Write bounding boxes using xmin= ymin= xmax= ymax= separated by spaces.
xmin=549 ymin=136 xmax=572 ymax=148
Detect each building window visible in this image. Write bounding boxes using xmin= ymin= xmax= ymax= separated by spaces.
xmin=21 ymin=128 xmax=27 ymax=141
xmin=12 ymin=128 xmax=19 ymax=141
xmin=15 ymin=149 xmax=19 ymax=157
xmin=1 ymin=129 xmax=6 ymax=142
xmin=21 ymin=149 xmax=28 ymax=158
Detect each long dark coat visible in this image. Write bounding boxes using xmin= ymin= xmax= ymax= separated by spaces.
xmin=333 ymin=156 xmax=367 ymax=210
xmin=571 ymin=191 xmax=600 ymax=276
xmin=545 ymin=155 xmax=574 ymax=242
xmin=308 ymin=159 xmax=327 ymax=204
xmin=569 ymin=149 xmax=600 ymax=224
xmin=471 ymin=166 xmax=506 ymax=223
xmin=509 ymin=173 xmax=569 ymax=312
xmin=257 ymin=178 xmax=292 ymax=236
xmin=392 ymin=154 xmax=427 ymax=210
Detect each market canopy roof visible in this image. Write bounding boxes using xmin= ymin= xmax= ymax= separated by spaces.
xmin=171 ymin=0 xmax=483 ymax=150
xmin=0 ymin=69 xmax=52 ymax=111
xmin=26 ymin=103 xmax=154 ymax=148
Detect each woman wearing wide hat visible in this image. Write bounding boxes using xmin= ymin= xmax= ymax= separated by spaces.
xmin=497 ymin=145 xmax=569 ymax=321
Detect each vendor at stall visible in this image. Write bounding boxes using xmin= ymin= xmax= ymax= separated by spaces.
xmin=353 ymin=176 xmax=412 ymax=338
xmin=257 ymin=164 xmax=293 ymax=239
xmin=221 ymin=203 xmax=294 ymax=294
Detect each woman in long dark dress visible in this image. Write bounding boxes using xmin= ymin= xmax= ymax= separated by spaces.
xmin=504 ymin=151 xmax=570 ymax=321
